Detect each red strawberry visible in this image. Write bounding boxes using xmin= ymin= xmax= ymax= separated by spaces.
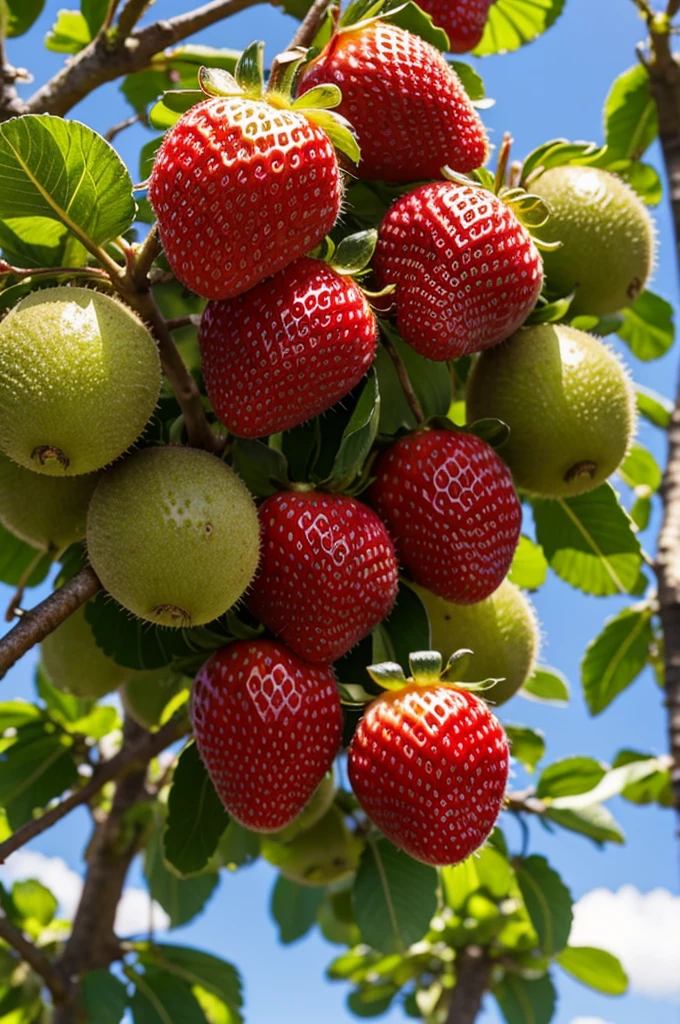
xmin=247 ymin=492 xmax=399 ymax=664
xmin=374 ymin=182 xmax=543 ymax=360
xmin=199 ymin=258 xmax=377 ymax=438
xmin=192 ymin=640 xmax=342 ymax=832
xmin=419 ymin=0 xmax=494 ymax=54
xmin=148 ymin=97 xmax=343 ymax=300
xmin=348 ymin=682 xmax=509 ymax=865
xmin=369 ymin=429 xmax=521 ymax=604
xmin=298 ymin=22 xmax=487 ymax=182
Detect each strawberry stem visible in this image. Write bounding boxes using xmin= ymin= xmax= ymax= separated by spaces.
xmin=381 ymin=329 xmax=425 ymax=425
xmin=494 ymin=131 xmax=514 ymax=195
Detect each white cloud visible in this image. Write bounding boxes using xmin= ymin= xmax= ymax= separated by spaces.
xmin=570 ymin=885 xmax=680 ymax=1001
xmin=0 ymin=850 xmax=169 ymax=936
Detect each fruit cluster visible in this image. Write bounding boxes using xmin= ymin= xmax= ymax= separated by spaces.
xmin=0 ymin=1 xmax=653 ymax=870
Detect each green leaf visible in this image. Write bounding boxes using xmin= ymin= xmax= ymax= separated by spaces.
xmin=231 ymin=437 xmax=289 ymax=499
xmin=494 ymin=973 xmax=556 ymax=1024
xmin=521 ymin=139 xmax=606 ymax=185
xmin=618 ymin=290 xmax=675 ymax=361
xmin=130 ymin=967 xmax=205 ymax=1024
xmin=81 ymin=0 xmax=109 ymax=36
xmin=620 ymin=160 xmax=662 ymax=206
xmin=123 ymin=45 xmax=240 ymax=116
xmin=85 ymin=593 xmax=232 ymax=671
xmin=306 ymin=109 xmax=360 ymax=163
xmin=473 ymin=0 xmax=565 ymax=57
xmin=234 ymin=40 xmax=264 ymax=95
xmin=45 ymin=9 xmax=92 ymax=53
xmin=145 ymin=829 xmax=220 ymax=929
xmin=0 ymin=722 xmax=77 ymax=829
xmin=347 ymin=988 xmax=397 ymax=1017
xmin=271 ymin=877 xmax=325 ymax=944
xmin=148 ymin=91 xmax=204 ymax=130
xmin=508 ymin=535 xmax=548 ymax=590
xmin=619 ymin=443 xmax=662 ymax=492
xmin=505 ymin=725 xmax=545 ymax=773
xmin=164 ymin=744 xmax=229 ymax=877
xmin=382 ymin=583 xmax=431 ymax=674
xmin=551 ymin=756 xmax=669 ymax=810
xmin=82 ymin=970 xmax=129 ymax=1024
xmin=441 ymin=846 xmax=514 ymax=909
xmin=557 ymin=946 xmax=628 ymax=995
xmin=581 ymin=605 xmax=654 ymax=715
xmin=353 ymin=840 xmax=438 ymax=954
xmin=35 ymin=664 xmax=94 ymax=725
xmin=449 ymin=61 xmax=485 ymax=102
xmin=381 ymin=0 xmax=449 ymax=50
xmin=536 ymin=757 xmax=605 ymax=799
xmin=376 ymin=324 xmax=451 ymax=433
xmin=520 ymin=666 xmax=569 ymax=706
xmin=137 ymin=945 xmax=242 ymax=1023
xmin=0 ymin=115 xmax=136 ymax=253
xmin=66 ymin=704 xmax=120 ymax=740
xmin=11 ymin=879 xmax=57 ymax=927
xmin=0 ymin=525 xmax=52 ymax=588
xmin=532 ymin=484 xmax=642 ymax=596
xmin=3 ymin=0 xmax=44 ymax=36
xmin=214 ymin=821 xmax=260 ymax=870
xmin=516 ymin=855 xmax=572 ymax=955
xmin=542 ymin=803 xmax=625 ymax=845
xmin=604 ymin=64 xmax=658 ymax=162
xmin=636 ymin=385 xmax=672 ymax=429
xmin=612 ymin=748 xmax=673 ymax=806
xmin=0 ymin=701 xmax=42 ymax=730
xmin=329 ymin=229 xmax=377 ymax=275
xmin=329 ymin=370 xmax=380 ymax=483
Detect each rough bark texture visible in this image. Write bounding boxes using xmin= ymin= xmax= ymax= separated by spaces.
xmin=648 ymin=28 xmax=680 ymax=822
xmin=445 ymin=947 xmax=493 ymax=1024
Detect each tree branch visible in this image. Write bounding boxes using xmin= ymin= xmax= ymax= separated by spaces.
xmin=0 ymin=567 xmax=101 ymax=681
xmin=445 ymin=946 xmax=493 ymax=1024
xmin=21 ymin=0 xmax=265 ymax=119
xmin=289 ymin=0 xmax=334 ymax=49
xmin=0 ymin=914 xmax=71 ymax=1004
xmin=645 ymin=25 xmax=680 ymax=821
xmin=116 ymin=0 xmax=155 ymax=40
xmin=0 ymin=35 xmax=24 ymax=119
xmin=0 ymin=715 xmax=188 ymax=863
xmin=668 ymin=0 xmax=680 ymax=21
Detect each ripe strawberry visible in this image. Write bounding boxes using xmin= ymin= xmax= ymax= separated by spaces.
xmin=419 ymin=0 xmax=494 ymax=54
xmin=348 ymin=682 xmax=509 ymax=865
xmin=247 ymin=491 xmax=399 ymax=664
xmin=298 ymin=22 xmax=488 ymax=182
xmin=199 ymin=258 xmax=377 ymax=438
xmin=369 ymin=429 xmax=521 ymax=604
xmin=374 ymin=182 xmax=543 ymax=360
xmin=192 ymin=640 xmax=342 ymax=832
xmin=148 ymin=97 xmax=343 ymax=301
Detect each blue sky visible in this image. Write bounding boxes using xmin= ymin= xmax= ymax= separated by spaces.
xmin=1 ymin=1 xmax=680 ymax=1022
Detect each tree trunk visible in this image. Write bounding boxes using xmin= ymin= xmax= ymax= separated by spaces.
xmin=445 ymin=947 xmax=493 ymax=1024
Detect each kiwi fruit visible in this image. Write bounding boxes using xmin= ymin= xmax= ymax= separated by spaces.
xmin=413 ymin=579 xmax=539 ymax=706
xmin=0 ymin=287 xmax=161 ymax=475
xmin=261 ymin=806 xmax=363 ymax=888
xmin=532 ymin=165 xmax=655 ymax=317
xmin=120 ymin=669 xmax=190 ymax=730
xmin=0 ymin=452 xmax=100 ymax=552
xmin=41 ymin=605 xmax=127 ymax=699
xmin=466 ymin=323 xmax=636 ymax=498
xmin=86 ymin=446 xmax=260 ymax=628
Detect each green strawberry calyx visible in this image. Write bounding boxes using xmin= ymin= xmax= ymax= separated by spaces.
xmin=366 ymin=650 xmax=505 ymax=696
xmin=197 ymin=41 xmax=361 ymax=164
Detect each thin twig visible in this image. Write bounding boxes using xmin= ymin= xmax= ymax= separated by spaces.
xmin=0 ymin=262 xmax=111 ymax=283
xmin=0 ymin=567 xmax=101 ymax=681
xmin=381 ymin=332 xmax=425 ymax=424
xmin=166 ymin=314 xmax=201 ymax=331
xmin=116 ymin=0 xmax=155 ymax=39
xmin=0 ymin=915 xmax=70 ymax=1003
xmin=132 ymin=225 xmax=161 ymax=287
xmin=104 ymin=110 xmax=148 ymax=142
xmin=21 ymin=0 xmax=266 ymax=119
xmin=289 ymin=0 xmax=334 ymax=48
xmin=0 ymin=716 xmax=189 ymax=864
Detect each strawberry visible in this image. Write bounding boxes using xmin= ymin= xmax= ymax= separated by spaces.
xmin=148 ymin=97 xmax=343 ymax=301
xmin=418 ymin=0 xmax=494 ymax=54
xmin=369 ymin=429 xmax=521 ymax=604
xmin=348 ymin=664 xmax=509 ymax=865
xmin=374 ymin=181 xmax=544 ymax=360
xmin=298 ymin=22 xmax=488 ymax=182
xmin=192 ymin=639 xmax=342 ymax=832
xmin=199 ymin=258 xmax=378 ymax=438
xmin=247 ymin=491 xmax=399 ymax=664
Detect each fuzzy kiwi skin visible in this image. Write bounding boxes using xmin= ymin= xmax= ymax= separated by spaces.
xmin=86 ymin=446 xmax=261 ymax=628
xmin=532 ymin=166 xmax=655 ymax=317
xmin=0 ymin=287 xmax=161 ymax=476
xmin=261 ymin=806 xmax=363 ymax=888
xmin=466 ymin=323 xmax=637 ymax=499
xmin=120 ymin=669 xmax=190 ymax=730
xmin=412 ymin=580 xmax=539 ymax=706
xmin=41 ymin=605 xmax=128 ymax=699
xmin=0 ymin=452 xmax=100 ymax=552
